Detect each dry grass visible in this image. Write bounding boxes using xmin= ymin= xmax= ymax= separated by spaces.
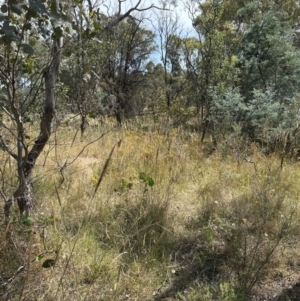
xmin=1 ymin=118 xmax=300 ymax=300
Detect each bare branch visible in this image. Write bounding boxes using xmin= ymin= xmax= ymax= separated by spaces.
xmin=107 ymin=0 xmax=167 ymax=27
xmin=0 ymin=133 xmax=18 ymax=160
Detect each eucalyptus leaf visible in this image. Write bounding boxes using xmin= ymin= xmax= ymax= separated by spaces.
xmin=146 ymin=176 xmax=154 ymax=187
xmin=29 ymin=0 xmax=47 ymax=15
xmin=93 ymin=20 xmax=101 ymax=31
xmin=11 ymin=4 xmax=23 ymax=15
xmin=21 ymin=4 xmax=30 ymax=11
xmin=1 ymin=4 xmax=8 ymax=13
xmin=61 ymin=11 xmax=68 ymax=21
xmin=63 ymin=49 xmax=72 ymax=57
xmin=36 ymin=254 xmax=44 ymax=261
xmin=21 ymin=43 xmax=34 ymax=55
xmin=24 ymin=23 xmax=32 ymax=30
xmin=22 ymin=216 xmax=33 ymax=227
xmin=1 ymin=86 xmax=8 ymax=94
xmin=53 ymin=26 xmax=63 ymax=38
xmin=3 ymin=29 xmax=14 ymax=37
xmin=0 ymin=14 xmax=8 ymax=21
xmin=49 ymin=12 xmax=60 ymax=20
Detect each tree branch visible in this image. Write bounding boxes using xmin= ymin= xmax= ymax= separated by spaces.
xmin=0 ymin=133 xmax=17 ymax=160
xmin=107 ymin=0 xmax=167 ymax=28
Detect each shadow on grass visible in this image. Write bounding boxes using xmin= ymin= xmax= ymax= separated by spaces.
xmin=61 ymin=174 xmax=297 ymax=300
xmin=273 ymin=283 xmax=300 ymax=301
xmin=153 ymin=183 xmax=295 ymax=301
xmin=152 ymin=234 xmax=232 ymax=301
xmin=72 ymin=193 xmax=175 ymax=263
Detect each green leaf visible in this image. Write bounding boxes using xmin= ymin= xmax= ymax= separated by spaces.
xmin=29 ymin=0 xmax=47 ymax=15
xmin=1 ymin=4 xmax=8 ymax=13
xmin=146 ymin=176 xmax=154 ymax=187
xmin=139 ymin=172 xmax=146 ymax=181
xmin=87 ymin=110 xmax=95 ymax=118
xmin=11 ymin=4 xmax=23 ymax=15
xmin=71 ymin=21 xmax=79 ymax=31
xmin=64 ymin=26 xmax=70 ymax=34
xmin=81 ymin=30 xmax=87 ymax=39
xmin=21 ymin=4 xmax=30 ymax=11
xmin=36 ymin=254 xmax=44 ymax=261
xmin=22 ymin=216 xmax=33 ymax=227
xmin=63 ymin=49 xmax=72 ymax=57
xmin=61 ymin=11 xmax=68 ymax=21
xmin=29 ymin=37 xmax=37 ymax=46
xmin=49 ymin=0 xmax=57 ymax=13
xmin=93 ymin=20 xmax=101 ymax=31
xmin=89 ymin=31 xmax=97 ymax=38
xmin=49 ymin=12 xmax=60 ymax=20
xmin=1 ymin=86 xmax=8 ymax=94
xmin=26 ymin=229 xmax=33 ymax=235
xmin=2 ymin=24 xmax=20 ymax=42
xmin=53 ymin=26 xmax=63 ymax=38
xmin=3 ymin=29 xmax=14 ymax=37
xmin=139 ymin=172 xmax=154 ymax=187
xmin=206 ymin=228 xmax=213 ymax=244
xmin=21 ymin=43 xmax=34 ymax=55
xmin=24 ymin=22 xmax=32 ymax=30
xmin=0 ymin=13 xmax=8 ymax=21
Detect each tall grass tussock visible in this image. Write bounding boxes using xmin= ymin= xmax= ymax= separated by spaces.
xmin=1 ymin=118 xmax=300 ymax=300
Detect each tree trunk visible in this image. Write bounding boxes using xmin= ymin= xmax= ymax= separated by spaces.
xmin=4 ymin=2 xmax=63 ymax=220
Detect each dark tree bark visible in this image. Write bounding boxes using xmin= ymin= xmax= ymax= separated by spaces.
xmin=4 ymin=1 xmax=63 ymax=220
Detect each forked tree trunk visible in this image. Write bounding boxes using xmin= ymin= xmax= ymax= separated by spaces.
xmin=3 ymin=0 xmax=162 ymax=220
xmin=4 ymin=2 xmax=63 ymax=220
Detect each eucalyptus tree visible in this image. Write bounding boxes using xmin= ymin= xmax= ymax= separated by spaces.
xmin=232 ymin=2 xmax=300 ymax=145
xmin=57 ymin=0 xmax=116 ymax=132
xmin=153 ymin=1 xmax=187 ymax=108
xmin=0 ymin=0 xmax=63 ymax=220
xmin=183 ymin=0 xmax=238 ymax=141
xmin=98 ymin=16 xmax=156 ymax=118
xmin=236 ymin=3 xmax=300 ymax=100
xmin=208 ymin=0 xmax=300 ymax=150
xmin=60 ymin=1 xmax=157 ymax=129
xmin=0 ymin=0 xmax=164 ymax=219
xmin=136 ymin=61 xmax=166 ymax=117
